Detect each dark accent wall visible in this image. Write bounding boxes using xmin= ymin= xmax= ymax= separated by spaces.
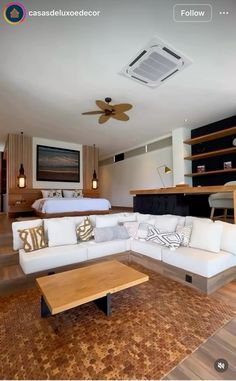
xmin=191 ymin=115 xmax=236 ymax=186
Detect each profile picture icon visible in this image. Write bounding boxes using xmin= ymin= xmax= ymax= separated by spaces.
xmin=3 ymin=2 xmax=26 ymax=24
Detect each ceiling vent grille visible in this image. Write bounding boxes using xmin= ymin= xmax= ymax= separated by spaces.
xmin=120 ymin=37 xmax=192 ymax=88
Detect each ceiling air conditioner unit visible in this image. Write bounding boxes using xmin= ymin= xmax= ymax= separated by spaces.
xmin=120 ymin=36 xmax=192 ymax=88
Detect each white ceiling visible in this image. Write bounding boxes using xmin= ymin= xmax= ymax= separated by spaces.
xmin=0 ymin=0 xmax=236 ymax=158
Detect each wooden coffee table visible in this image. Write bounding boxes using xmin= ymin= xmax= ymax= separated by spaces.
xmin=36 ymin=260 xmax=149 ymax=317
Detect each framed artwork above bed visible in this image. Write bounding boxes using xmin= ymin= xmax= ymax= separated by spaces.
xmin=36 ymin=145 xmax=80 ymax=182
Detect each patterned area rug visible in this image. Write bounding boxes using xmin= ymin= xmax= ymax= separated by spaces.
xmin=0 ymin=263 xmax=235 ymax=380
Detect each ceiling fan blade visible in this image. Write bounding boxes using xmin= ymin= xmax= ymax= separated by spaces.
xmin=99 ymin=114 xmax=111 ymax=124
xmin=82 ymin=111 xmax=104 ymax=115
xmin=111 ymin=113 xmax=129 ymax=121
xmin=112 ymin=103 xmax=133 ymax=113
xmin=96 ymin=100 xmax=113 ymax=111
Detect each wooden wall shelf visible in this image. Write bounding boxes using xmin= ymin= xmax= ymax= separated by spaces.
xmin=184 ymin=126 xmax=236 ymax=145
xmin=185 ymin=168 xmax=236 ymax=177
xmin=184 ymin=147 xmax=236 ymax=161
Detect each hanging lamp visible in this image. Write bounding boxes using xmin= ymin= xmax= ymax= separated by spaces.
xmin=17 ymin=131 xmax=26 ymax=188
xmin=92 ymin=144 xmax=98 ymax=190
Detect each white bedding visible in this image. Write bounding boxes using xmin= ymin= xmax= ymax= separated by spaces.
xmin=32 ymin=197 xmax=111 ymax=214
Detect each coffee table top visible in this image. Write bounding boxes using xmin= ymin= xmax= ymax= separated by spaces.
xmin=36 ymin=260 xmax=149 ymax=315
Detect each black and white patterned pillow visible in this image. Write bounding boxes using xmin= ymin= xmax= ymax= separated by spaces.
xmin=48 ymin=189 xmax=62 ymax=198
xmin=146 ymin=226 xmax=181 ymax=249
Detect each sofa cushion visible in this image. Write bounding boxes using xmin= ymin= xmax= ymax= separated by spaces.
xmin=176 ymin=225 xmax=192 ymax=247
xmin=18 ymin=225 xmax=47 ymax=252
xmin=162 ymin=246 xmax=236 ymax=277
xmin=47 ymin=219 xmax=77 ymax=247
xmin=136 ymin=221 xmax=156 ymax=240
xmin=12 ymin=219 xmax=43 ymax=250
xmin=94 ymin=226 xmax=129 ymax=243
xmin=185 ymin=216 xmax=212 ymax=226
xmin=76 ymin=217 xmax=93 ymax=242
xmin=130 ymin=239 xmax=162 ymax=261
xmin=19 ymin=244 xmax=87 ymax=274
xmin=96 ymin=215 xmax=119 ymax=228
xmin=215 ymin=221 xmax=236 ymax=256
xmin=136 ymin=213 xmax=151 ymax=222
xmin=189 ymin=220 xmax=223 ymax=253
xmin=146 ymin=227 xmax=181 ymax=249
xmin=154 ymin=215 xmax=178 ymax=232
xmin=118 ymin=213 xmax=137 ymax=223
xmin=123 ymin=221 xmax=139 ymax=239
xmin=87 ymin=239 xmax=130 ymax=260
xmin=43 ymin=216 xmax=84 ymax=241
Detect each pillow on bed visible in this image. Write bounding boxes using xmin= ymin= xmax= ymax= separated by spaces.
xmin=63 ymin=189 xmax=83 ymax=198
xmin=41 ymin=189 xmax=62 ymax=198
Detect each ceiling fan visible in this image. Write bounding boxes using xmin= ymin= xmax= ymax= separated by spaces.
xmin=82 ymin=97 xmax=133 ymax=124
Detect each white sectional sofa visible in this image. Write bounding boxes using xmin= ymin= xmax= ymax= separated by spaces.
xmin=12 ymin=212 xmax=236 ymax=294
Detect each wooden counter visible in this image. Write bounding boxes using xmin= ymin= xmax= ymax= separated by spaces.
xmin=130 ymin=185 xmax=236 ymax=223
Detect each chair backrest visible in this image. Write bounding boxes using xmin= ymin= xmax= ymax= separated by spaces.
xmin=225 ymin=180 xmax=236 ymax=185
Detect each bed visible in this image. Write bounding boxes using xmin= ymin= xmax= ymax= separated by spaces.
xmin=32 ymin=197 xmax=111 ymax=218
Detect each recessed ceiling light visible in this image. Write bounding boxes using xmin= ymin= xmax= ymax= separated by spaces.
xmin=184 ymin=118 xmax=188 ymax=122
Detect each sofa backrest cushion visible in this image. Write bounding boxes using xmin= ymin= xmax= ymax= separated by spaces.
xmin=94 ymin=226 xmax=129 ymax=243
xmin=185 ymin=216 xmax=212 ymax=226
xmin=189 ymin=219 xmax=223 ymax=253
xmin=96 ymin=215 xmax=119 ymax=228
xmin=154 ymin=215 xmax=178 ymax=232
xmin=47 ymin=219 xmax=77 ymax=247
xmin=215 ymin=221 xmax=236 ymax=255
xmin=12 ymin=219 xmax=43 ymax=250
xmin=43 ymin=216 xmax=84 ymax=241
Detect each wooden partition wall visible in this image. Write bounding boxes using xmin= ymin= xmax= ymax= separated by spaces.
xmin=83 ymin=145 xmax=99 ymax=194
xmin=5 ymin=134 xmax=33 ymax=190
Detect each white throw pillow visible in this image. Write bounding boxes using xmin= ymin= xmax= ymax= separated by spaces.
xmin=215 ymin=221 xmax=236 ymax=256
xmin=123 ymin=221 xmax=139 ymax=239
xmin=154 ymin=215 xmax=178 ymax=233
xmin=12 ymin=219 xmax=43 ymax=250
xmin=47 ymin=219 xmax=77 ymax=247
xmin=189 ymin=220 xmax=223 ymax=253
xmin=136 ymin=219 xmax=156 ymax=240
xmin=96 ymin=215 xmax=119 ymax=228
xmin=176 ymin=224 xmax=192 ymax=247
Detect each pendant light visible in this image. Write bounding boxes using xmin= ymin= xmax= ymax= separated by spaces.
xmin=17 ymin=131 xmax=26 ymax=188
xmin=92 ymin=144 xmax=98 ymax=190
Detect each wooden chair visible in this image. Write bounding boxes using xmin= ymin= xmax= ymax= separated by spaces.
xmin=208 ymin=181 xmax=236 ymax=221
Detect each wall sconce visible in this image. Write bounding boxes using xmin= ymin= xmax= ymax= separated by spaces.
xmin=157 ymin=165 xmax=171 ymax=188
xmin=17 ymin=132 xmax=26 ymax=188
xmin=91 ymin=144 xmax=98 ymax=190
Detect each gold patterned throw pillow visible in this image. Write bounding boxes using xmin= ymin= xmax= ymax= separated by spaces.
xmin=76 ymin=217 xmax=93 ymax=241
xmin=18 ymin=225 xmax=48 ymax=252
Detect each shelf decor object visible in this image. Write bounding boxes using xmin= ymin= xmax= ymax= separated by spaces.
xmin=17 ymin=132 xmax=26 ymax=188
xmin=157 ymin=165 xmax=171 ymax=187
xmin=92 ymin=144 xmax=98 ymax=190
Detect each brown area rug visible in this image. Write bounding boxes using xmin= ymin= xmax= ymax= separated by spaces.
xmin=0 ymin=263 xmax=235 ymax=380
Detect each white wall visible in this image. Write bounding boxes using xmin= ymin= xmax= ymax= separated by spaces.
xmin=172 ymin=127 xmax=192 ymax=186
xmin=32 ymin=137 xmax=83 ymax=189
xmin=99 ymin=146 xmax=173 ymax=207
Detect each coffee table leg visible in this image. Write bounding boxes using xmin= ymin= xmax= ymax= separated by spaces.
xmin=94 ymin=293 xmax=111 ymax=316
xmin=41 ymin=296 xmax=51 ymax=317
